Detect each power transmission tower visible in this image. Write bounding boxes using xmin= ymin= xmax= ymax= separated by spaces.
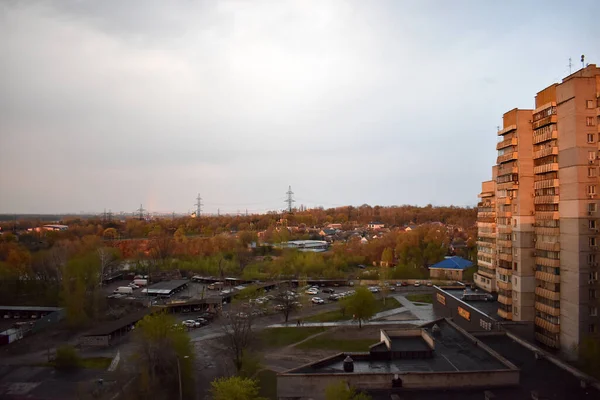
xmin=107 ymin=209 xmax=113 ymax=222
xmin=285 ymin=185 xmax=295 ymax=213
xmin=136 ymin=204 xmax=146 ymax=220
xmin=217 ymin=208 xmax=220 ymax=217
xmin=195 ymin=193 xmax=203 ymax=217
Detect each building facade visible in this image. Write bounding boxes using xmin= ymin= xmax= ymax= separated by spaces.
xmin=475 ymin=64 xmax=600 ymax=358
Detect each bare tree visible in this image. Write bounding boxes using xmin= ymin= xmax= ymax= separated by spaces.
xmin=220 ymin=311 xmax=256 ymax=372
xmin=273 ymin=282 xmax=299 ymax=323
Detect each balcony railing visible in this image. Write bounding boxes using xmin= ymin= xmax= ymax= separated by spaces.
xmin=535 ymin=286 xmax=560 ymax=301
xmin=498 ymin=226 xmax=513 ymax=234
xmin=497 ymin=239 xmax=512 ymax=248
xmin=536 ymin=257 xmax=560 ymax=268
xmin=497 ymin=151 xmax=519 ymax=164
xmin=478 ymin=267 xmax=496 ymax=278
xmin=498 ymin=124 xmax=517 ymax=136
xmin=534 ymin=226 xmax=560 ymax=236
xmin=497 ymin=309 xmax=513 ymax=320
xmin=497 ymin=280 xmax=511 ymax=290
xmin=535 ymin=332 xmax=559 ymax=349
xmin=535 ymin=270 xmax=561 ymax=284
xmin=533 ymin=146 xmax=559 ymax=159
xmin=497 ymin=165 xmax=518 ymax=176
xmin=534 ymin=179 xmax=559 ymax=189
xmin=497 ymin=182 xmax=518 ymax=191
xmin=533 ymin=129 xmax=558 ymax=144
xmin=534 ymin=195 xmax=559 ymax=205
xmin=497 ymin=266 xmax=513 ymax=276
xmin=498 ymin=294 xmax=513 ymax=305
xmin=535 ymin=316 xmax=560 ymax=333
xmin=478 ymin=231 xmax=496 ymax=239
xmin=534 ymin=163 xmax=559 ymax=174
xmin=535 ymin=301 xmax=560 ymax=317
xmin=535 ymin=211 xmax=560 ymax=220
xmin=535 ymin=241 xmax=560 ymax=252
xmin=532 ymin=115 xmax=558 ymax=130
xmin=497 ymin=137 xmax=518 ymax=150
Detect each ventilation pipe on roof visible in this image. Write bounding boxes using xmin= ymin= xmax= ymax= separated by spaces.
xmin=431 ymin=324 xmax=441 ymax=336
xmin=343 ymin=356 xmax=354 ymax=372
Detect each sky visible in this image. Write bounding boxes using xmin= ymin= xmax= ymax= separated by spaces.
xmin=1 ymin=0 xmax=598 ymax=215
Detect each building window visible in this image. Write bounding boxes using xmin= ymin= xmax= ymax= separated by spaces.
xmin=590 ymin=203 xmax=598 ymax=213
xmin=514 ymin=262 xmax=519 ymax=271
xmin=589 ymin=133 xmax=596 ymax=143
xmin=590 ymin=168 xmax=598 ymax=177
xmin=513 ymin=219 xmax=517 ymax=227
xmin=590 ymin=220 xmax=597 ymax=230
xmin=590 ymin=271 xmax=598 ymax=282
xmin=591 ymin=307 xmax=598 ymax=317
xmin=514 ymin=277 xmax=518 ymax=286
xmin=587 ymin=117 xmax=596 ymax=126
xmin=589 ymin=253 xmax=597 ymax=264
xmin=589 ymin=151 xmax=597 ymax=160
xmin=588 ymin=100 xmax=596 ymax=109
xmin=591 ymin=289 xmax=598 ymax=299
xmin=590 ymin=324 xmax=597 ymax=334
xmin=590 ymin=237 xmax=597 ymax=247
xmin=588 ymin=185 xmax=597 ymax=195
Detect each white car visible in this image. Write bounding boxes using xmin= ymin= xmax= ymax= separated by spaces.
xmin=128 ymin=283 xmax=139 ymax=289
xmin=305 ymin=288 xmax=319 ymax=295
xmin=311 ymin=297 xmax=325 ymax=304
xmin=182 ymin=320 xmax=199 ymax=328
xmin=368 ymin=287 xmax=380 ymax=293
xmin=414 ymin=281 xmax=421 ymax=287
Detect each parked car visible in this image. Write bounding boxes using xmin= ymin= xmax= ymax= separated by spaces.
xmin=322 ymin=288 xmax=335 ymax=294
xmin=368 ymin=287 xmax=380 ymax=293
xmin=199 ymin=312 xmax=216 ymax=321
xmin=311 ymin=297 xmax=325 ymax=304
xmin=305 ymin=288 xmax=319 ymax=295
xmin=328 ymin=294 xmax=339 ymax=301
xmin=388 ymin=286 xmax=396 ymax=291
xmin=426 ymin=281 xmax=433 ymax=287
xmin=195 ymin=317 xmax=208 ymax=325
xmin=182 ymin=320 xmax=199 ymax=328
xmin=128 ymin=283 xmax=139 ymax=289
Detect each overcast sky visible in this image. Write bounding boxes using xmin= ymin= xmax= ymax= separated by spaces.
xmin=1 ymin=1 xmax=598 ymax=215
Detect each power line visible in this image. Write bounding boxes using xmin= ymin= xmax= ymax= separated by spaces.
xmin=285 ymin=185 xmax=295 ymax=213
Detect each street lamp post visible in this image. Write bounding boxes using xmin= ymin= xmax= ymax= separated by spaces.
xmin=176 ymin=355 xmax=189 ymax=400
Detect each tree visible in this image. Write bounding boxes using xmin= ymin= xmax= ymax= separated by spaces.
xmin=103 ymin=228 xmax=118 ymax=240
xmin=381 ymin=247 xmax=393 ymax=266
xmin=579 ymin=335 xmax=600 ymax=379
xmin=133 ymin=312 xmax=195 ymax=399
xmin=273 ymin=282 xmax=299 ymax=323
xmin=54 ymin=345 xmax=82 ymax=370
xmin=210 ymin=376 xmax=266 ymax=400
xmin=343 ymin=287 xmax=376 ymax=328
xmin=325 ymin=380 xmax=372 ymax=400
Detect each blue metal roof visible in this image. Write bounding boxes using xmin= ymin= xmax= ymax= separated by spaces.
xmin=428 ymin=256 xmax=473 ymax=270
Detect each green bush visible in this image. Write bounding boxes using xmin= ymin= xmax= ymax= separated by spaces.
xmin=54 ymin=345 xmax=82 ymax=369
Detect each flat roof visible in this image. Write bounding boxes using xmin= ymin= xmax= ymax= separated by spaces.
xmin=143 ymin=280 xmax=189 ymax=295
xmin=443 ymin=288 xmax=501 ymax=320
xmin=0 ymin=306 xmax=62 ymax=312
xmin=83 ymin=309 xmax=150 ymax=337
xmin=289 ymin=320 xmax=508 ymax=374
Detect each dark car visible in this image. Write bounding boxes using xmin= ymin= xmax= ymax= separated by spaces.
xmin=199 ymin=312 xmax=216 ymax=321
xmin=328 ymin=294 xmax=339 ymax=301
xmin=322 ymin=288 xmax=335 ymax=294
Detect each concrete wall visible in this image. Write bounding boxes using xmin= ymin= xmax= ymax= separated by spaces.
xmin=277 ymin=370 xmax=519 ymax=400
xmin=432 ymin=288 xmax=500 ymax=333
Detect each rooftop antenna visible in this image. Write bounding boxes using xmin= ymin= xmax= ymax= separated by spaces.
xmin=285 ymin=185 xmax=295 ymax=213
xmin=195 ymin=193 xmax=203 ymax=217
xmin=568 ymin=57 xmax=572 ymax=74
xmin=581 ymin=54 xmax=585 ymax=69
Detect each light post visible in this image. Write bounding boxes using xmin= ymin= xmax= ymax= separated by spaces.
xmin=176 ymin=355 xmax=189 ymax=400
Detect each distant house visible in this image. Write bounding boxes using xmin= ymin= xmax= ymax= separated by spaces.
xmin=326 ymin=223 xmax=342 ymax=230
xmin=319 ymin=228 xmax=337 ymax=237
xmin=404 ymin=225 xmax=418 ymax=232
xmin=367 ymin=222 xmax=385 ymax=230
xmin=428 ymin=256 xmax=473 ymax=280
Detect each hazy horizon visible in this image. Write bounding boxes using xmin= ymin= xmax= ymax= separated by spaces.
xmin=1 ymin=1 xmax=598 ymax=214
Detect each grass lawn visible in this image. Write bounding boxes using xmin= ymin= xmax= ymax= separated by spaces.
xmin=297 ymin=334 xmax=375 ymax=352
xmin=304 ymin=297 xmax=401 ymax=323
xmin=405 ymin=293 xmax=433 ymax=304
xmin=257 ymin=369 xmax=278 ymax=399
xmin=258 ymin=327 xmax=327 ymax=347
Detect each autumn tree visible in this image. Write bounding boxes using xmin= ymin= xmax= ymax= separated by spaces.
xmin=103 ymin=228 xmax=118 ymax=240
xmin=343 ymin=287 xmax=376 ymax=328
xmin=133 ymin=312 xmax=195 ymax=399
xmin=210 ymin=376 xmax=266 ymax=400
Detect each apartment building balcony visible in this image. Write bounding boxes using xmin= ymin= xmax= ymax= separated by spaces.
xmin=497 ymin=151 xmax=518 ymax=164
xmin=477 ymin=211 xmax=495 ymax=218
xmin=478 ymin=216 xmax=496 ymax=223
xmin=535 ymin=316 xmax=560 ymax=334
xmin=497 ymin=165 xmax=518 ymax=176
xmin=535 ymin=301 xmax=560 ymax=317
xmin=534 ymin=178 xmax=560 ymax=189
xmin=535 ymin=332 xmax=559 ymax=349
xmin=497 ymin=239 xmax=512 ymax=248
xmin=497 ymin=309 xmax=513 ymax=320
xmin=477 ymin=258 xmax=494 ymax=269
xmin=478 ymin=267 xmax=496 ymax=279
xmin=478 ymin=230 xmax=496 ymax=239
xmin=534 ymin=226 xmax=560 ymax=236
xmin=497 ymin=265 xmax=512 ymax=276
xmin=498 ymin=226 xmax=513 ymax=234
xmin=535 ymin=241 xmax=560 ymax=252
xmin=535 ymin=270 xmax=561 ymax=284
xmin=498 ymin=197 xmax=512 ymax=205
xmin=477 ymin=221 xmax=496 ymax=229
xmin=532 ymin=115 xmax=558 ymax=130
xmin=535 ymin=286 xmax=560 ymax=301
xmin=497 ymin=181 xmax=518 ymax=191
xmin=533 ymin=146 xmax=559 ymax=159
xmin=497 ymin=137 xmax=518 ymax=150
xmin=498 ymin=294 xmax=513 ymax=305
xmin=533 ymin=129 xmax=558 ymax=144
xmin=534 ymin=195 xmax=559 ymax=205
xmin=535 ymin=211 xmax=560 ymax=220
xmin=534 ymin=163 xmax=559 ymax=174
xmin=497 ymin=280 xmax=512 ymax=290
xmin=477 ymin=239 xmax=495 ymax=247
xmin=536 ymin=257 xmax=560 ymax=268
